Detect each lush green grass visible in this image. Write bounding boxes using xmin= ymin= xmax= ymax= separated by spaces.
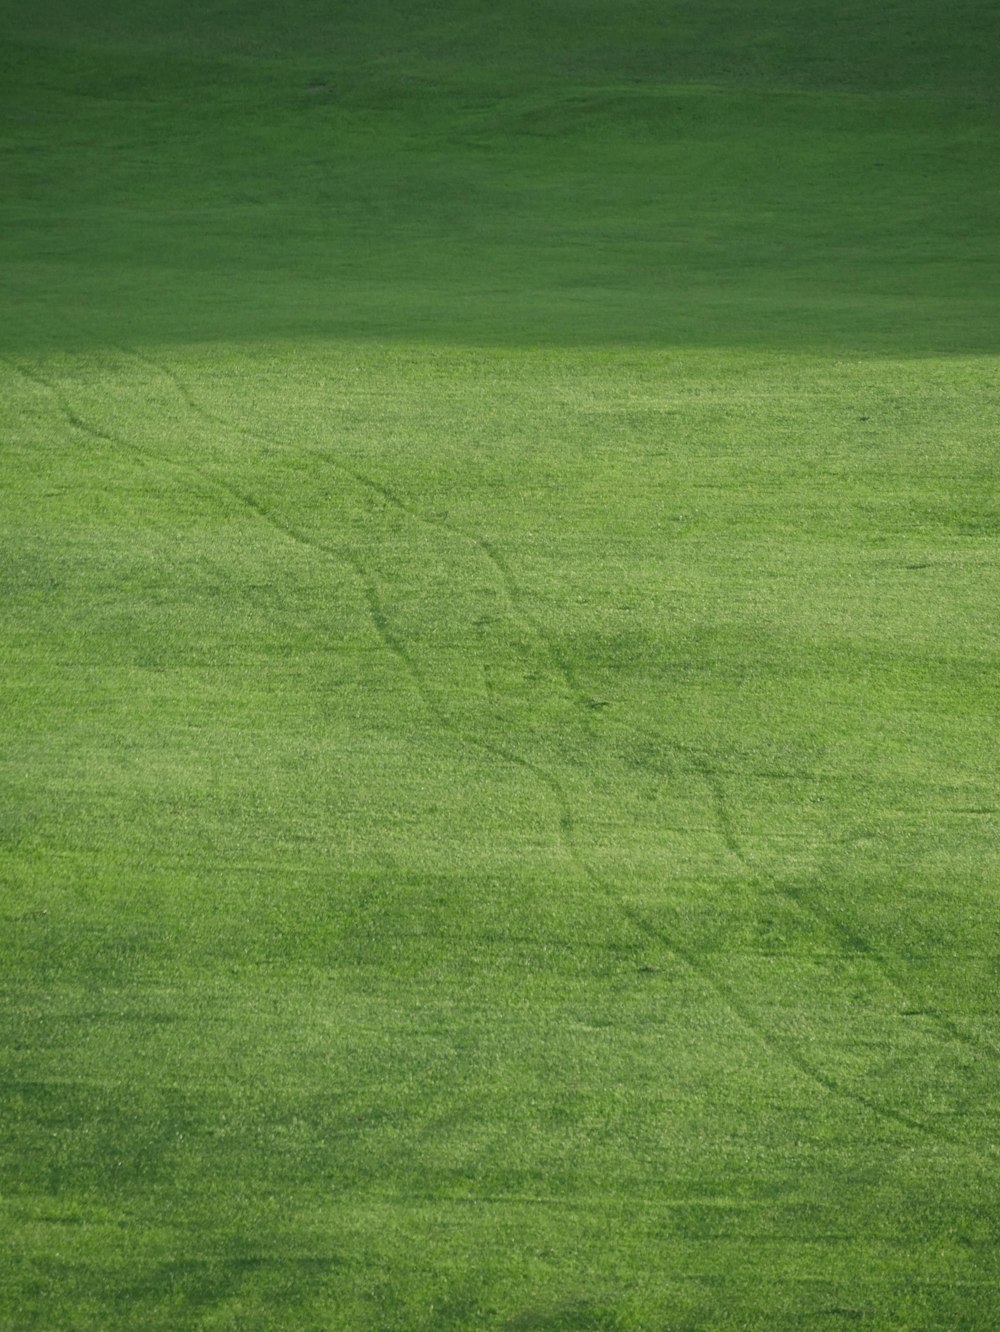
xmin=2 ymin=2 xmax=999 ymax=1327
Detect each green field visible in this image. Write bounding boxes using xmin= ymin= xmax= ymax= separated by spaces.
xmin=2 ymin=2 xmax=998 ymax=1327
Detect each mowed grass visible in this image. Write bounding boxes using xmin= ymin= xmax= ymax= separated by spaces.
xmin=1 ymin=2 xmax=999 ymax=1327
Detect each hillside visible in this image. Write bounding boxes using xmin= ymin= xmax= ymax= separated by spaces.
xmin=2 ymin=2 xmax=998 ymax=1327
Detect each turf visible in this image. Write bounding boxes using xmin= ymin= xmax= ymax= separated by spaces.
xmin=1 ymin=2 xmax=999 ymax=1327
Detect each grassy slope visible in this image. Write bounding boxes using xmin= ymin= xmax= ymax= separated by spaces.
xmin=1 ymin=2 xmax=999 ymax=1327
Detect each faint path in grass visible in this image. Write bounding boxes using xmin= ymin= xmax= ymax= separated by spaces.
xmin=5 ymin=349 xmax=963 ymax=1146
xmin=684 ymin=749 xmax=1000 ymax=1062
xmin=2 ymin=352 xmax=440 ymax=733
xmin=122 ymin=346 xmax=974 ymax=1145
xmin=1 ymin=355 xmax=215 ymax=501
xmin=122 ymin=345 xmax=596 ymax=720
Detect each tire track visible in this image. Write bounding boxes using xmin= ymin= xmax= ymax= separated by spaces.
xmin=121 ymin=345 xmax=596 ymax=720
xmin=2 ymin=356 xmax=199 ymax=496
xmin=123 ymin=346 xmax=967 ymax=1144
xmin=3 ymin=354 xmax=437 ymax=720
xmin=14 ymin=349 xmax=962 ymax=1145
xmin=679 ymin=743 xmax=999 ymax=1062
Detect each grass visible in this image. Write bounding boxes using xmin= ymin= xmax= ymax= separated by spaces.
xmin=1 ymin=1 xmax=999 ymax=1327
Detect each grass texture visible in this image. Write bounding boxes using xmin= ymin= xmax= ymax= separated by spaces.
xmin=1 ymin=1 xmax=999 ymax=1327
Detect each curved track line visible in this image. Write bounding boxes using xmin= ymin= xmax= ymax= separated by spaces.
xmin=14 ymin=349 xmax=963 ymax=1145
xmin=683 ymin=746 xmax=999 ymax=1062
xmin=132 ymin=348 xmax=991 ymax=1066
xmin=122 ymin=345 xmax=595 ymax=720
xmin=121 ymin=347 xmax=967 ymax=1143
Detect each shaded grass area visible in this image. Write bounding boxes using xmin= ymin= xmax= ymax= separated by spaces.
xmin=2 ymin=1 xmax=999 ymax=1327
xmin=2 ymin=0 xmax=998 ymax=353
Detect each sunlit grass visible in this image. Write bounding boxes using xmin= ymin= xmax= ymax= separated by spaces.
xmin=1 ymin=2 xmax=998 ymax=1326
